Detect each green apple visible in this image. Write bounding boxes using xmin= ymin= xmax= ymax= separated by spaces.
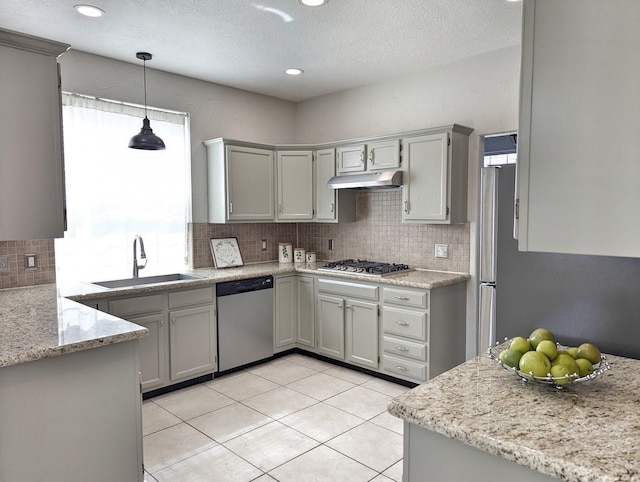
xmin=510 ymin=336 xmax=532 ymax=354
xmin=536 ymin=339 xmax=558 ymax=361
xmin=519 ymin=351 xmax=551 ymax=377
xmin=499 ymin=349 xmax=523 ymax=369
xmin=528 ymin=328 xmax=556 ymax=349
xmin=577 ymin=343 xmax=602 ymax=365
xmin=575 ymin=358 xmax=594 ymax=377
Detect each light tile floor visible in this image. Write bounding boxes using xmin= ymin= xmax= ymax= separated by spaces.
xmin=142 ymin=353 xmax=410 ymax=482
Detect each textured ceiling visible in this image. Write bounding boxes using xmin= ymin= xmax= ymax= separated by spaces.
xmin=1 ymin=0 xmax=522 ymax=101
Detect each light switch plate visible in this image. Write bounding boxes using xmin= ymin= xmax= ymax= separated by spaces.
xmin=0 ymin=255 xmax=9 ymax=273
xmin=435 ymin=244 xmax=448 ymax=258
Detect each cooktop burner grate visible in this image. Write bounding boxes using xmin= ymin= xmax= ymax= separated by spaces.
xmin=318 ymin=259 xmax=412 ymax=277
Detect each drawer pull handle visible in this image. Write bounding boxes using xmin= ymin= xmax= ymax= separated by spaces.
xmin=395 ymin=365 xmax=409 ymax=371
xmin=395 ymin=321 xmax=409 ymax=326
xmin=395 ymin=346 xmax=409 ymax=352
xmin=395 ymin=296 xmax=410 ymax=301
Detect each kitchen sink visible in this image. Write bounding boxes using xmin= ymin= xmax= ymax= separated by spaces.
xmin=92 ymin=273 xmax=204 ymax=289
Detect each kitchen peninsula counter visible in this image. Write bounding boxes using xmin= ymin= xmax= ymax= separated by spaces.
xmin=65 ymin=261 xmax=470 ymax=302
xmin=388 ymin=351 xmax=640 ymax=481
xmin=0 ymin=284 xmax=147 ymax=368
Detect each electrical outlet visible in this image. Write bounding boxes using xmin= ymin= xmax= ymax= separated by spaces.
xmin=328 ymin=239 xmax=334 ymax=250
xmin=0 ymin=255 xmax=9 ymax=273
xmin=435 ymin=244 xmax=448 ymax=258
xmin=24 ymin=253 xmax=38 ymax=270
xmin=261 ymin=239 xmax=267 ymax=250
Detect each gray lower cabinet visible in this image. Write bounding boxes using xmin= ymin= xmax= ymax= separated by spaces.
xmin=274 ymin=276 xmax=297 ymax=349
xmin=107 ymin=286 xmax=216 ymax=393
xmin=316 ymin=278 xmax=379 ymax=369
xmin=296 ymin=275 xmax=315 ymax=347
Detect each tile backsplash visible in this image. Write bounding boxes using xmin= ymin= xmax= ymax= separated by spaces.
xmin=0 ymin=239 xmax=56 ymax=289
xmin=192 ymin=190 xmax=470 ymax=273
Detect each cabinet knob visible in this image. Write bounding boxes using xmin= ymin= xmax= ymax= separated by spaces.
xmin=330 ymin=202 xmax=335 ymax=213
xmin=395 ymin=296 xmax=410 ymax=301
xmin=172 ymin=318 xmax=176 ymax=324
xmin=395 ymin=365 xmax=409 ymax=371
xmin=338 ymin=304 xmax=343 ymax=310
xmin=345 ymin=305 xmax=351 ymax=310
xmin=160 ymin=320 xmax=165 ymax=326
xmin=395 ymin=346 xmax=409 ymax=352
xmin=403 ymin=200 xmax=409 ymax=213
xmin=229 ymin=202 xmax=233 ymax=213
xmin=395 ymin=320 xmax=409 ymax=326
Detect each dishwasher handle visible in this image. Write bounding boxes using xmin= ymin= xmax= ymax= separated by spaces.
xmin=216 ymin=275 xmax=273 ymax=297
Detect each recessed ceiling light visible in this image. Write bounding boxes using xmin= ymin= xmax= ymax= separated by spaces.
xmin=299 ymin=0 xmax=328 ymax=6
xmin=74 ymin=4 xmax=105 ymax=17
xmin=285 ymin=68 xmax=304 ymax=76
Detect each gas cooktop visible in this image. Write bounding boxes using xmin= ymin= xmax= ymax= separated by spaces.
xmin=317 ymin=259 xmax=413 ymax=277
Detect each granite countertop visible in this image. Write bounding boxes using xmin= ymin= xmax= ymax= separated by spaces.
xmin=64 ymin=261 xmax=470 ymax=301
xmin=2 ymin=262 xmax=468 ymax=369
xmin=0 ymin=284 xmax=147 ymax=368
xmin=388 ymin=351 xmax=640 ymax=481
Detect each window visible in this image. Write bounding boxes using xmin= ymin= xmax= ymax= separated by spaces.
xmin=55 ymin=93 xmax=191 ymax=283
xmin=483 ymin=133 xmax=517 ymax=166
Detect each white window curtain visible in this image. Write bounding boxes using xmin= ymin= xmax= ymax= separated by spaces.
xmin=55 ymin=93 xmax=191 ymax=283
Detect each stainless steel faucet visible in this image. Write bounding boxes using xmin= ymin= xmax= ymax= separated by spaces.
xmin=133 ymin=235 xmax=147 ymax=278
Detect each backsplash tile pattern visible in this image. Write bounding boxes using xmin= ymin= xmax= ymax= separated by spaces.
xmin=190 ymin=222 xmax=299 ymax=268
xmin=191 ymin=190 xmax=470 ymax=273
xmin=0 ymin=239 xmax=56 ymax=289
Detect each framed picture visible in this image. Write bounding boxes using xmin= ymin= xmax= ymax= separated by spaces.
xmin=210 ymin=237 xmax=244 ymax=268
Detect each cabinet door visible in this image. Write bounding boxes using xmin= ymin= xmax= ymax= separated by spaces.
xmin=315 ymin=148 xmax=337 ymax=221
xmin=336 ymin=144 xmax=366 ymax=173
xmin=0 ymin=38 xmax=67 ymax=240
xmin=130 ymin=313 xmax=167 ymax=391
xmin=276 ymin=151 xmax=313 ymax=220
xmin=517 ymin=0 xmax=640 ymax=257
xmin=345 ymin=299 xmax=379 ymax=368
xmin=169 ymin=305 xmax=216 ymax=381
xmin=274 ymin=276 xmax=297 ymax=348
xmin=367 ymin=139 xmax=400 ymax=171
xmin=296 ymin=276 xmax=315 ymax=347
xmin=317 ymin=294 xmax=345 ymax=359
xmin=402 ymin=133 xmax=449 ymax=223
xmin=226 ymin=145 xmax=274 ymax=221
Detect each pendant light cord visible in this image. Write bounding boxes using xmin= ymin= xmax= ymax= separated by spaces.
xmin=143 ymin=58 xmax=148 ymax=118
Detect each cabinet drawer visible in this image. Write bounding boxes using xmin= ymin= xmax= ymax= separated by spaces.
xmin=318 ymin=278 xmax=378 ymax=301
xmin=382 ymin=306 xmax=428 ymax=341
xmin=383 ymin=287 xmax=428 ymax=309
xmin=109 ymin=294 xmax=163 ymax=317
xmin=169 ymin=287 xmax=215 ymax=309
xmin=382 ymin=354 xmax=428 ymax=382
xmin=383 ymin=335 xmax=427 ymax=362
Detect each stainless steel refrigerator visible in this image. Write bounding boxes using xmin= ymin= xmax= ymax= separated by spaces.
xmin=479 ymin=164 xmax=640 ymax=359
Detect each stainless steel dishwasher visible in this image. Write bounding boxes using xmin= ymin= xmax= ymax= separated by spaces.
xmin=216 ymin=275 xmax=273 ymax=372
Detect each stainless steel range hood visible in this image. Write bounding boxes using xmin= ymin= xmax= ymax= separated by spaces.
xmin=327 ymin=170 xmax=403 ymax=189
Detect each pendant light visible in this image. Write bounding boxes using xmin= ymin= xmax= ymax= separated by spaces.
xmin=128 ymin=52 xmax=165 ymax=150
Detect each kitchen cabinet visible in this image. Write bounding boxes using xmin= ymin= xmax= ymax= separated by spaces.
xmin=516 ymin=0 xmax=640 ymax=257
xmin=345 ymin=299 xmax=378 ymax=369
xmin=276 ymin=150 xmax=313 ymax=221
xmin=316 ymin=278 xmax=379 ymax=368
xmin=402 ymin=125 xmax=471 ymax=224
xmin=381 ymin=283 xmax=466 ymax=383
xmin=296 ymin=275 xmax=315 ymax=348
xmin=274 ymin=276 xmax=297 ymax=349
xmin=108 ymin=294 xmax=166 ymax=391
xmin=336 ymin=144 xmax=366 ymax=173
xmin=204 ymin=139 xmax=275 ymax=222
xmin=0 ymin=29 xmax=69 ymax=241
xmin=107 ymin=286 xmax=216 ymax=393
xmin=314 ymin=148 xmax=356 ymax=223
xmin=367 ymin=139 xmax=400 ymax=171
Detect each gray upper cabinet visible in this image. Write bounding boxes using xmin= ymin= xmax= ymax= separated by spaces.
xmin=402 ymin=125 xmax=471 ymax=224
xmin=276 ymin=150 xmax=313 ymax=221
xmin=205 ymin=139 xmax=275 ymax=222
xmin=314 ymin=148 xmax=356 ymax=223
xmin=336 ymin=144 xmax=366 ymax=173
xmin=367 ymin=139 xmax=400 ymax=171
xmin=517 ymin=0 xmax=640 ymax=257
xmin=0 ymin=29 xmax=69 ymax=241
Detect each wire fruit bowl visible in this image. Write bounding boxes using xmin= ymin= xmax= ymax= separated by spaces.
xmin=487 ymin=338 xmax=612 ymax=389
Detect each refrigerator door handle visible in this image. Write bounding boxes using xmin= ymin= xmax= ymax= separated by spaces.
xmin=480 ymin=167 xmax=499 ymax=283
xmin=478 ymin=284 xmax=497 ymax=353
